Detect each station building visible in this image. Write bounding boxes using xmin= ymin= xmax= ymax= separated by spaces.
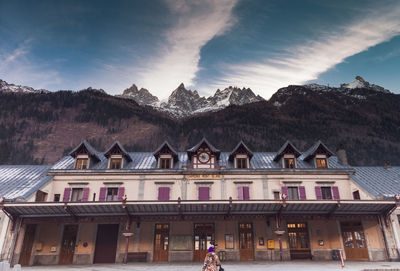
xmin=0 ymin=138 xmax=399 ymax=266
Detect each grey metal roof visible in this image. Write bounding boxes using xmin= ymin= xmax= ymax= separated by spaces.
xmin=351 ymin=166 xmax=400 ymax=197
xmin=273 ymin=140 xmax=302 ymax=161
xmin=187 ymin=137 xmax=220 ymax=153
xmin=51 ymin=151 xmax=347 ymax=170
xmin=0 ymin=165 xmax=52 ymax=200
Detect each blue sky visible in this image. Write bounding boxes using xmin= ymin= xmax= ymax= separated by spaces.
xmin=0 ymin=0 xmax=399 ymax=99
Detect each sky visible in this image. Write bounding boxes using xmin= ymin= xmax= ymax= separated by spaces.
xmin=0 ymin=0 xmax=399 ymax=99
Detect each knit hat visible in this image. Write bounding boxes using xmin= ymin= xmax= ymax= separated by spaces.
xmin=208 ymin=245 xmax=214 ymax=252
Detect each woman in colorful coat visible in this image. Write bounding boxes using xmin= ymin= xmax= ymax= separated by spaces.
xmin=201 ymin=245 xmax=221 ymax=271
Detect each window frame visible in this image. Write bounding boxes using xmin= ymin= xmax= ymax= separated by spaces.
xmin=236 ymin=157 xmax=248 ymax=169
xmin=287 ymin=186 xmax=299 ymax=200
xmin=109 ymin=157 xmax=123 ymax=169
xmin=273 ymin=191 xmax=280 ymax=200
xmin=283 ymin=155 xmax=296 ymax=169
xmin=160 ymin=158 xmax=172 ymax=169
xmin=315 ymin=157 xmax=328 ymax=169
xmin=106 ymin=187 xmax=119 ymax=201
xmin=353 ymin=190 xmax=361 ymax=200
xmin=71 ymin=188 xmax=83 ymax=202
xmin=75 ymin=157 xmax=89 ymax=170
xmin=321 ymin=186 xmax=333 ymax=200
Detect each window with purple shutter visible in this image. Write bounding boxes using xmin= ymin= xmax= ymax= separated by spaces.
xmin=99 ymin=187 xmax=107 ymax=201
xmin=117 ymin=187 xmax=125 ymax=201
xmin=238 ymin=186 xmax=244 ymax=200
xmin=315 ymin=186 xmax=322 ymax=200
xmin=158 ymin=187 xmax=170 ymax=201
xmin=198 ymin=187 xmax=210 ymax=200
xmin=82 ymin=188 xmax=90 ymax=202
xmin=243 ymin=186 xmax=250 ymax=200
xmin=281 ymin=186 xmax=288 ymax=199
xmin=299 ymin=186 xmax=306 ymax=200
xmin=332 ymin=186 xmax=340 ymax=200
xmin=63 ymin=188 xmax=71 ymax=202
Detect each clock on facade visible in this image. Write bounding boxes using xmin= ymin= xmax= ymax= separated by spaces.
xmin=198 ymin=152 xmax=210 ymax=163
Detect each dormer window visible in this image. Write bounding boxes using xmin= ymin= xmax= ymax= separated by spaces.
xmin=75 ymin=157 xmax=88 ymax=169
xmin=236 ymin=157 xmax=247 ymax=169
xmin=316 ymin=157 xmax=328 ymax=169
xmin=160 ymin=157 xmax=172 ymax=169
xmin=110 ymin=157 xmax=122 ymax=169
xmin=283 ymin=156 xmax=296 ymax=169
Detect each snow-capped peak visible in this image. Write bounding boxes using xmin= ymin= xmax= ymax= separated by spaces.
xmin=340 ymin=76 xmax=390 ymax=93
xmin=0 ymin=79 xmax=49 ymax=94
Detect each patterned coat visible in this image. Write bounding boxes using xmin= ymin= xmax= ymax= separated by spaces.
xmin=201 ymin=252 xmax=221 ymax=271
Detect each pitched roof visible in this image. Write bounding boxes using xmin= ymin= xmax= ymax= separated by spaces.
xmin=69 ymin=140 xmax=101 ymax=162
xmin=273 ymin=140 xmax=302 ymax=161
xmin=351 ymin=166 xmax=400 ymax=198
xmin=0 ymin=165 xmax=52 ymax=201
xmin=104 ymin=141 xmax=132 ymax=162
xmin=229 ymin=141 xmax=253 ymax=161
xmin=187 ymin=138 xmax=220 ymax=159
xmin=301 ymin=140 xmax=334 ymax=161
xmin=153 ymin=141 xmax=178 ymax=160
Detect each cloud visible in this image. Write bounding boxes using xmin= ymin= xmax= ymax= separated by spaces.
xmin=0 ymin=39 xmax=62 ymax=90
xmin=134 ymin=0 xmax=238 ymax=98
xmin=210 ymin=3 xmax=400 ymax=99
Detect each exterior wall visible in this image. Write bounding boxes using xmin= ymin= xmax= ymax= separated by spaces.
xmin=307 ymin=219 xmax=342 ymax=260
xmin=0 ymin=214 xmax=9 ymax=260
xmin=362 ymin=219 xmax=387 ymax=261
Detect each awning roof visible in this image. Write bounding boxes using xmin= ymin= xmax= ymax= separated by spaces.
xmin=1 ymin=200 xmax=396 ymax=218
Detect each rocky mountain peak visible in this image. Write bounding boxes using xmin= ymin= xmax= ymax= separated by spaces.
xmin=120 ymin=84 xmax=159 ymax=105
xmin=0 ymin=79 xmax=49 ymax=94
xmin=340 ymin=76 xmax=390 ymax=93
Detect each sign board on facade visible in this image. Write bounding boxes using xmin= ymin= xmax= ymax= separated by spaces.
xmin=186 ymin=174 xmax=222 ymax=179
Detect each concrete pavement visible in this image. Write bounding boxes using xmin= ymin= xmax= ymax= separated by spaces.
xmin=21 ymin=261 xmax=400 ymax=271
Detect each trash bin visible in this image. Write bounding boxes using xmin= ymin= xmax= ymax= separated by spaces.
xmin=332 ymin=249 xmax=340 ymax=260
xmin=218 ymin=251 xmax=226 ymax=261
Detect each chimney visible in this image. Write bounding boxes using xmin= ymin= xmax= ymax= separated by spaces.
xmin=383 ymin=161 xmax=391 ymax=170
xmin=336 ymin=145 xmax=348 ymax=166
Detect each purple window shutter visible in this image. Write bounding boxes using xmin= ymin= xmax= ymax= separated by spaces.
xmin=199 ymin=187 xmax=210 ymax=200
xmin=243 ymin=186 xmax=250 ymax=200
xmin=82 ymin=188 xmax=90 ymax=202
xmin=281 ymin=186 xmax=288 ymax=199
xmin=117 ymin=187 xmax=125 ymax=201
xmin=99 ymin=187 xmax=107 ymax=201
xmin=332 ymin=186 xmax=340 ymax=200
xmin=158 ymin=187 xmax=170 ymax=201
xmin=299 ymin=186 xmax=306 ymax=200
xmin=315 ymin=186 xmax=322 ymax=200
xmin=238 ymin=186 xmax=244 ymax=200
xmin=63 ymin=188 xmax=71 ymax=202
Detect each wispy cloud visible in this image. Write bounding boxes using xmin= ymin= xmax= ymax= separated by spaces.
xmin=210 ymin=3 xmax=400 ymax=99
xmin=0 ymin=39 xmax=61 ymax=90
xmin=135 ymin=0 xmax=238 ymax=98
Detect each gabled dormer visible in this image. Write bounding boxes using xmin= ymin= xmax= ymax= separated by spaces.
xmin=302 ymin=140 xmax=334 ymax=169
xmin=153 ymin=141 xmax=178 ymax=169
xmin=187 ymin=138 xmax=220 ymax=169
xmin=104 ymin=141 xmax=132 ymax=169
xmin=229 ymin=141 xmax=253 ymax=169
xmin=69 ymin=140 xmax=101 ymax=170
xmin=273 ymin=140 xmax=301 ymax=169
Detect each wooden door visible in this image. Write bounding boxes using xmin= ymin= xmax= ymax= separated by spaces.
xmin=287 ymin=222 xmax=311 ymax=259
xmin=153 ymin=224 xmax=169 ymax=262
xmin=94 ymin=224 xmax=120 ymax=263
xmin=341 ymin=222 xmax=369 ymax=260
xmin=59 ymin=225 xmax=78 ymax=265
xmin=193 ymin=223 xmax=215 ymax=261
xmin=239 ymin=223 xmax=254 ymax=261
xmin=19 ymin=224 xmax=36 ymax=266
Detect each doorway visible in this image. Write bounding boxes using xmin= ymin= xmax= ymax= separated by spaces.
xmin=153 ymin=223 xmax=169 ymax=262
xmin=239 ymin=223 xmax=254 ymax=261
xmin=93 ymin=224 xmax=119 ymax=263
xmin=287 ymin=222 xmax=311 ymax=259
xmin=19 ymin=224 xmax=36 ymax=266
xmin=59 ymin=225 xmax=78 ymax=265
xmin=193 ymin=223 xmax=215 ymax=261
xmin=341 ymin=222 xmax=369 ymax=260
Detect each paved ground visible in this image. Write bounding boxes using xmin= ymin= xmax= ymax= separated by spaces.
xmin=21 ymin=261 xmax=400 ymax=271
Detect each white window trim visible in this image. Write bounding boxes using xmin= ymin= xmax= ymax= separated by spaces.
xmin=158 ymin=155 xmax=173 ymax=169
xmin=234 ymin=155 xmax=249 ymax=169
xmin=108 ymin=154 xmax=124 ymax=169
xmin=314 ymin=154 xmax=329 ymax=169
xmin=282 ymin=154 xmax=296 ymax=169
xmin=75 ymin=154 xmax=90 ymax=169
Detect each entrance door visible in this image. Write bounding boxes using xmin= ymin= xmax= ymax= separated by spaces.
xmin=153 ymin=224 xmax=169 ymax=262
xmin=341 ymin=222 xmax=369 ymax=260
xmin=194 ymin=223 xmax=215 ymax=261
xmin=59 ymin=225 xmax=78 ymax=265
xmin=19 ymin=224 xmax=36 ymax=266
xmin=239 ymin=223 xmax=254 ymax=261
xmin=287 ymin=222 xmax=311 ymax=259
xmin=94 ymin=224 xmax=120 ymax=263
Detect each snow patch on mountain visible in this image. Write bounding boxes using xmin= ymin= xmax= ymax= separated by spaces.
xmin=0 ymin=79 xmax=49 ymax=94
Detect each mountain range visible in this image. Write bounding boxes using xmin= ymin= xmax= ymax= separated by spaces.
xmin=0 ymin=76 xmax=399 ymax=166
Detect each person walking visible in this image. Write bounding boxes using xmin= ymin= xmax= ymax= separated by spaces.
xmin=201 ymin=245 xmax=222 ymax=271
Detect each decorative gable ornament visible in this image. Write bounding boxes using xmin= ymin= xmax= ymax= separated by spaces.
xmin=273 ymin=140 xmax=301 ymax=162
xmin=228 ymin=141 xmax=253 ymax=162
xmin=69 ymin=140 xmax=101 ymax=162
xmin=104 ymin=141 xmax=132 ymax=162
xmin=153 ymin=141 xmax=179 ymax=161
xmin=302 ymin=140 xmax=334 ymax=161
